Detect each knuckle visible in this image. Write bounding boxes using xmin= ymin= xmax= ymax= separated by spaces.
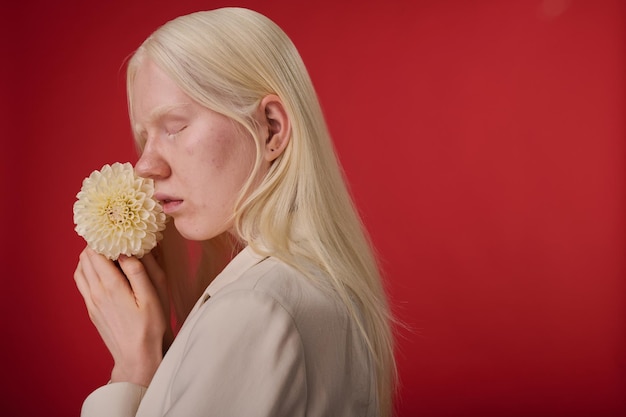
xmin=121 ymin=258 xmax=145 ymax=277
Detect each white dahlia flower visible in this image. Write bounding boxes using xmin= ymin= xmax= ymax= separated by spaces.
xmin=73 ymin=162 xmax=167 ymax=260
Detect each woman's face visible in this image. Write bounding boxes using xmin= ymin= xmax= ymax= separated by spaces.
xmin=131 ymin=58 xmax=265 ymax=241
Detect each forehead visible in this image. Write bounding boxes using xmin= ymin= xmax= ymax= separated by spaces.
xmin=130 ymin=59 xmax=194 ymax=123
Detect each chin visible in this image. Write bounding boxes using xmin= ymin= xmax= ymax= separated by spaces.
xmin=173 ymin=219 xmax=204 ymax=241
xmin=173 ymin=218 xmax=227 ymax=241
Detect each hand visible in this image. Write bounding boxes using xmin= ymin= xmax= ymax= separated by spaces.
xmin=74 ymin=247 xmax=168 ymax=387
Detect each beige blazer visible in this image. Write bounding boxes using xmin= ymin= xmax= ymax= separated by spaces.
xmin=81 ymin=246 xmax=377 ymax=416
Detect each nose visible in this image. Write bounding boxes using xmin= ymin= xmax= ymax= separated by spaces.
xmin=134 ymin=138 xmax=171 ymax=180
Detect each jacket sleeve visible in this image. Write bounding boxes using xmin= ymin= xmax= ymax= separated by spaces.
xmin=163 ymin=289 xmax=307 ymax=417
xmin=81 ymin=382 xmax=147 ymax=417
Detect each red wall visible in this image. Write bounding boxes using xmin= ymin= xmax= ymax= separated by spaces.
xmin=3 ymin=1 xmax=624 ymax=416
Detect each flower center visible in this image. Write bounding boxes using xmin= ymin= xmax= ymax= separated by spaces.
xmin=105 ymin=197 xmax=136 ymax=227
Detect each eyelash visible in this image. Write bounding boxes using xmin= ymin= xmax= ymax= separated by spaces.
xmin=168 ymin=125 xmax=187 ymax=138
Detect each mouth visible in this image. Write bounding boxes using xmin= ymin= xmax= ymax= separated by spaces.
xmin=155 ymin=193 xmax=183 ymax=215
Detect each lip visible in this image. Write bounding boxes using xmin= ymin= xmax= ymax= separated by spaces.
xmin=154 ymin=193 xmax=183 ymax=215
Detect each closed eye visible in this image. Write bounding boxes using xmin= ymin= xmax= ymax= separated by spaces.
xmin=168 ymin=125 xmax=187 ymax=138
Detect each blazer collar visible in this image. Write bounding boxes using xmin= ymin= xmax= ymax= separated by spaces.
xmin=204 ymin=245 xmax=268 ymax=298
xmin=180 ymin=246 xmax=269 ymax=333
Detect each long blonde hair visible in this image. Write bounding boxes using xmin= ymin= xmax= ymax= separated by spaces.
xmin=127 ymin=8 xmax=397 ymax=416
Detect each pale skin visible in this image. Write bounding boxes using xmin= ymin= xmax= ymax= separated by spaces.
xmin=74 ymin=57 xmax=290 ymax=387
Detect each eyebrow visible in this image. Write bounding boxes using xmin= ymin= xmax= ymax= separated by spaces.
xmin=133 ymin=103 xmax=191 ymax=134
xmin=147 ymin=103 xmax=191 ymax=123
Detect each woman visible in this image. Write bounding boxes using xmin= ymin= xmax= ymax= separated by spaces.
xmin=74 ymin=7 xmax=396 ymax=417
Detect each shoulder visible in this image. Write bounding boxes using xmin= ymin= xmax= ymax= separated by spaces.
xmin=176 ymin=255 xmax=374 ymax=416
xmin=212 ymin=256 xmax=347 ymax=325
xmin=178 ymin=257 xmax=323 ymax=369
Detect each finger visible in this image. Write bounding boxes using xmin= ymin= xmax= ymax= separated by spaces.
xmin=117 ymin=255 xmax=158 ymax=303
xmin=79 ymin=248 xmax=105 ymax=292
xmin=141 ymin=252 xmax=171 ymax=323
xmin=74 ymin=257 xmax=100 ymax=324
xmin=152 ymin=244 xmax=164 ymax=268
xmin=83 ymin=249 xmax=141 ymax=317
xmin=141 ymin=252 xmax=168 ymax=293
xmin=74 ymin=262 xmax=92 ymax=305
xmin=84 ymin=249 xmax=134 ymax=296
xmin=141 ymin=251 xmax=173 ymax=349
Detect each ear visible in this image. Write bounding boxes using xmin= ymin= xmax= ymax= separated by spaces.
xmin=258 ymin=94 xmax=291 ymax=162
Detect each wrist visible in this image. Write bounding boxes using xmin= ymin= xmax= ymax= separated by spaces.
xmin=110 ymin=350 xmax=162 ymax=387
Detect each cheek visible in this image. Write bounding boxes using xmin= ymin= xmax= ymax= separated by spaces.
xmin=216 ymin=130 xmax=257 ymax=176
xmin=184 ymin=118 xmax=258 ymax=186
xmin=183 ymin=132 xmax=229 ymax=171
xmin=234 ymin=135 xmax=257 ymax=165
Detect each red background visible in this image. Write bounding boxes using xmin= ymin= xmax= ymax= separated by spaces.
xmin=3 ymin=0 xmax=624 ymax=416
